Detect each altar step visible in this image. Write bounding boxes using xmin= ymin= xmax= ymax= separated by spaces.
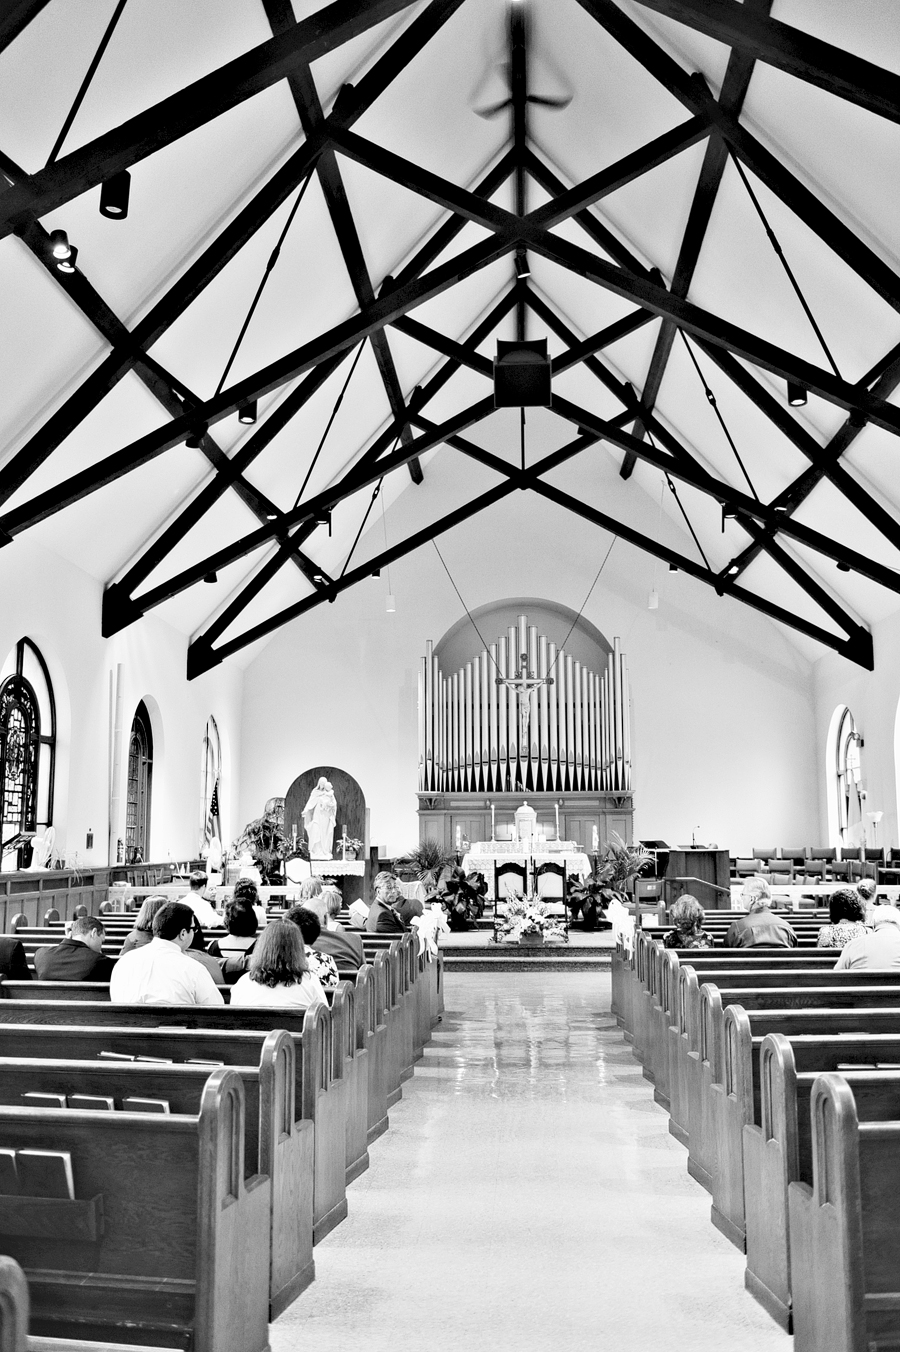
xmin=444 ymin=952 xmax=610 ymax=971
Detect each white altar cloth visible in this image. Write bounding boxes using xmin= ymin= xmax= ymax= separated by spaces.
xmin=311 ymin=859 xmax=365 ymax=877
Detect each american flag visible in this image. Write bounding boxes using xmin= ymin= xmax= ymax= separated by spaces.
xmin=205 ymin=777 xmax=220 ymax=845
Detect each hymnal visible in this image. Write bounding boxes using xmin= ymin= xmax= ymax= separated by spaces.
xmin=21 ymin=1092 xmax=66 ymax=1109
xmin=122 ymin=1098 xmax=170 ymax=1114
xmin=16 ymin=1149 xmax=75 ymax=1199
xmin=99 ymin=1051 xmax=134 ymax=1061
xmin=69 ymin=1095 xmax=115 ymax=1111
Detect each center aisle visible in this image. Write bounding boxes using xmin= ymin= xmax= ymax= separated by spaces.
xmin=271 ymin=972 xmax=789 ymax=1351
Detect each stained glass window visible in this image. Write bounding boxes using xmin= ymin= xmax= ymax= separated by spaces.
xmin=835 ymin=706 xmax=863 ymax=846
xmin=125 ymin=702 xmax=153 ymax=865
xmin=0 ymin=639 xmax=55 ymax=867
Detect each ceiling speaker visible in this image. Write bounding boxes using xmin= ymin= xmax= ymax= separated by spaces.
xmin=493 ymin=339 xmax=552 ymax=407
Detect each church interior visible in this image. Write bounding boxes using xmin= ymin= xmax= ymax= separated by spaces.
xmin=1 ymin=1 xmax=899 ymax=1348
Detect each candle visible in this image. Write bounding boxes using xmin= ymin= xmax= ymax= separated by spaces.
xmin=592 ymin=824 xmax=599 ymax=853
xmin=555 ymin=803 xmax=560 ymax=839
xmin=490 ymin=803 xmax=495 ymax=841
xmin=292 ymin=824 xmax=297 ymax=849
xmin=456 ymin=824 xmax=462 ymax=850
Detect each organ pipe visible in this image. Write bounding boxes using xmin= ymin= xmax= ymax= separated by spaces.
xmin=418 ymin=614 xmax=632 ymax=794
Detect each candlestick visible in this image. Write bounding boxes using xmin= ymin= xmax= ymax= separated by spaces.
xmin=555 ymin=802 xmax=560 ymax=839
xmin=490 ymin=803 xmax=495 ymax=841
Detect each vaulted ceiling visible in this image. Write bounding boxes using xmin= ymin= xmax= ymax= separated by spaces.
xmin=2 ymin=0 xmax=900 ymax=675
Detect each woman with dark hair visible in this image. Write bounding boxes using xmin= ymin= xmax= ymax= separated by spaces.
xmin=817 ymin=888 xmax=868 ymax=948
xmin=230 ymin=921 xmax=326 ymax=1008
xmin=207 ymin=897 xmax=259 ymax=982
xmin=284 ymin=906 xmax=340 ymax=989
xmin=232 ymin=878 xmax=267 ymax=926
xmin=664 ymin=895 xmax=714 ymax=949
xmin=119 ymin=895 xmax=168 ymax=955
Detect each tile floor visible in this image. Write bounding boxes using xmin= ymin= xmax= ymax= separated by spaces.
xmin=270 ymin=972 xmax=790 ymax=1352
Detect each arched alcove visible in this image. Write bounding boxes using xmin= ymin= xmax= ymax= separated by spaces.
xmin=284 ymin=766 xmax=367 ymax=904
xmin=434 ymin=597 xmax=612 ymax=675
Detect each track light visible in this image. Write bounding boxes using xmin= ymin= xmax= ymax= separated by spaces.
xmin=371 ymin=568 xmax=381 ymax=578
xmin=49 ymin=229 xmax=71 ymax=259
xmin=185 ymin=425 xmax=207 ymax=448
xmin=787 ymin=381 xmax=807 ymax=407
xmin=837 ymin=560 xmax=851 ymax=572
xmin=265 ymin=511 xmax=278 ymax=521
xmin=515 ymin=252 xmax=531 ymax=280
xmin=668 ymin=562 xmax=678 ymax=573
xmin=314 ymin=508 xmax=332 ymax=536
xmin=55 ymin=246 xmax=78 ymax=274
xmin=386 ymin=594 xmax=396 ymax=613
xmin=238 ymin=400 xmax=257 ymax=424
xmin=99 ymin=170 xmax=131 ymax=219
xmin=648 ymin=589 xmax=658 ymax=611
xmin=727 ymin=563 xmax=740 ymax=576
xmin=203 ymin=571 xmax=217 ymax=584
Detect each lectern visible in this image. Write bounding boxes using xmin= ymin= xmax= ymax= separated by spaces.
xmin=664 ymin=848 xmax=731 ymax=910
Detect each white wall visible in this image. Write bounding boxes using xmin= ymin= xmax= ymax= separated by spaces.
xmin=0 ymin=535 xmax=243 ymax=867
xmin=239 ymin=473 xmax=819 ymax=857
xmin=813 ymin=609 xmax=900 ymax=853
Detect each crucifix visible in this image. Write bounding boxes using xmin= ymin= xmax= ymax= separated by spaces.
xmin=497 ymin=651 xmax=554 ymax=743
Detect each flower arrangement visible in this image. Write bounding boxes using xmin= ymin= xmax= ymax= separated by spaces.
xmin=341 ymin=836 xmax=364 ymax=858
xmin=431 ymin=867 xmax=487 ymax=931
xmin=496 ymin=894 xmax=567 ymax=945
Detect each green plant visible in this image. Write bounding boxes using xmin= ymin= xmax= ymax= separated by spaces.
xmin=341 ymin=837 xmax=364 ymax=854
xmin=433 ymin=867 xmax=487 ymax=930
xmin=568 ymin=834 xmax=653 ymax=930
xmin=395 ymin=838 xmax=455 ymax=888
xmin=232 ymin=803 xmax=289 ymax=884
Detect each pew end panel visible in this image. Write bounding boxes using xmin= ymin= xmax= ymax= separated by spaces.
xmin=0 ymin=1256 xmax=27 ymax=1352
xmin=688 ymin=982 xmax=723 ymax=1196
xmin=302 ymin=1003 xmax=348 ymax=1245
xmin=742 ymin=1032 xmax=799 ymax=1329
xmin=0 ymin=1070 xmax=271 ymax=1352
xmin=788 ymin=1074 xmax=867 ymax=1352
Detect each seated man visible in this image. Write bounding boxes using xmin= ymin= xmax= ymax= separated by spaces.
xmin=181 ymin=870 xmax=221 ymax=929
xmin=724 ymin=894 xmax=798 ymax=948
xmin=311 ymin=886 xmax=364 ymax=970
xmin=366 ymin=872 xmax=408 ymax=934
xmin=110 ymin=901 xmax=224 ymax=1005
xmin=34 ymin=916 xmax=115 ymax=981
xmin=0 ymin=936 xmax=31 ymax=981
xmin=836 ymin=905 xmax=900 ymax=969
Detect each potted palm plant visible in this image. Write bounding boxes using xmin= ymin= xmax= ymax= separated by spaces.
xmin=395 ymin=839 xmax=455 ymax=889
xmin=568 ymin=834 xmax=653 ymax=930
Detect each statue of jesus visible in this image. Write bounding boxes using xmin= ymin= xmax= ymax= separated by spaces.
xmin=302 ymin=778 xmax=338 ymax=859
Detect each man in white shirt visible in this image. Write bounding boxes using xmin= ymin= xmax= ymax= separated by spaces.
xmin=110 ymin=901 xmax=224 ymax=1005
xmin=835 ymin=906 xmax=900 ymax=970
xmin=181 ymin=871 xmax=222 ymax=929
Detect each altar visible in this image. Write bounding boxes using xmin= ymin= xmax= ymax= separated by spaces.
xmin=460 ymin=803 xmax=591 ymax=899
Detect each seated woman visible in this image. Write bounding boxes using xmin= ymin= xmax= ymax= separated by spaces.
xmin=664 ymin=895 xmax=715 ymax=949
xmin=230 ymin=921 xmax=326 ymax=1009
xmin=817 ymin=887 xmax=869 ymax=948
xmin=283 ymin=906 xmax=340 ymax=989
xmin=231 ymin=878 xmax=268 ymax=927
xmin=119 ymin=895 xmax=167 ymax=954
xmin=207 ymin=896 xmax=259 ymax=983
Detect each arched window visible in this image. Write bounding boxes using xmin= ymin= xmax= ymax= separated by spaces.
xmin=835 ymin=706 xmax=864 ymax=846
xmin=125 ymin=702 xmax=153 ymax=865
xmin=200 ymin=716 xmax=221 ymax=851
xmin=0 ymin=639 xmax=55 ymax=868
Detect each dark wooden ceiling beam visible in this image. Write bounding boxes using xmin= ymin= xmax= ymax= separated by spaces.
xmin=187 ymin=478 xmax=520 ymax=676
xmin=578 ymin=0 xmax=900 ymax=317
xmin=0 ymin=0 xmax=52 ymax=54
xmin=0 ymin=0 xmax=422 ymax=237
xmin=261 ymin=1 xmax=424 ymax=485
xmin=620 ymin=0 xmax=769 ymax=478
xmin=0 ymin=232 xmax=515 ymax=537
xmin=0 ymin=0 xmax=462 ymax=508
xmin=630 ymin=0 xmax=900 ymax=127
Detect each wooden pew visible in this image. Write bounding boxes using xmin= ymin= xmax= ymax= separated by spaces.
xmin=744 ymin=1036 xmax=900 ymax=1331
xmin=0 ymin=1068 xmax=271 ymax=1351
xmin=0 ymin=999 xmax=349 ymax=1247
xmin=0 ymin=1255 xmax=27 ymax=1352
xmin=688 ymin=977 xmax=900 ymax=1193
xmin=0 ymin=1030 xmax=313 ymax=1321
xmin=788 ymin=1072 xmax=900 ymax=1352
xmin=712 ymin=1004 xmax=900 ymax=1258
